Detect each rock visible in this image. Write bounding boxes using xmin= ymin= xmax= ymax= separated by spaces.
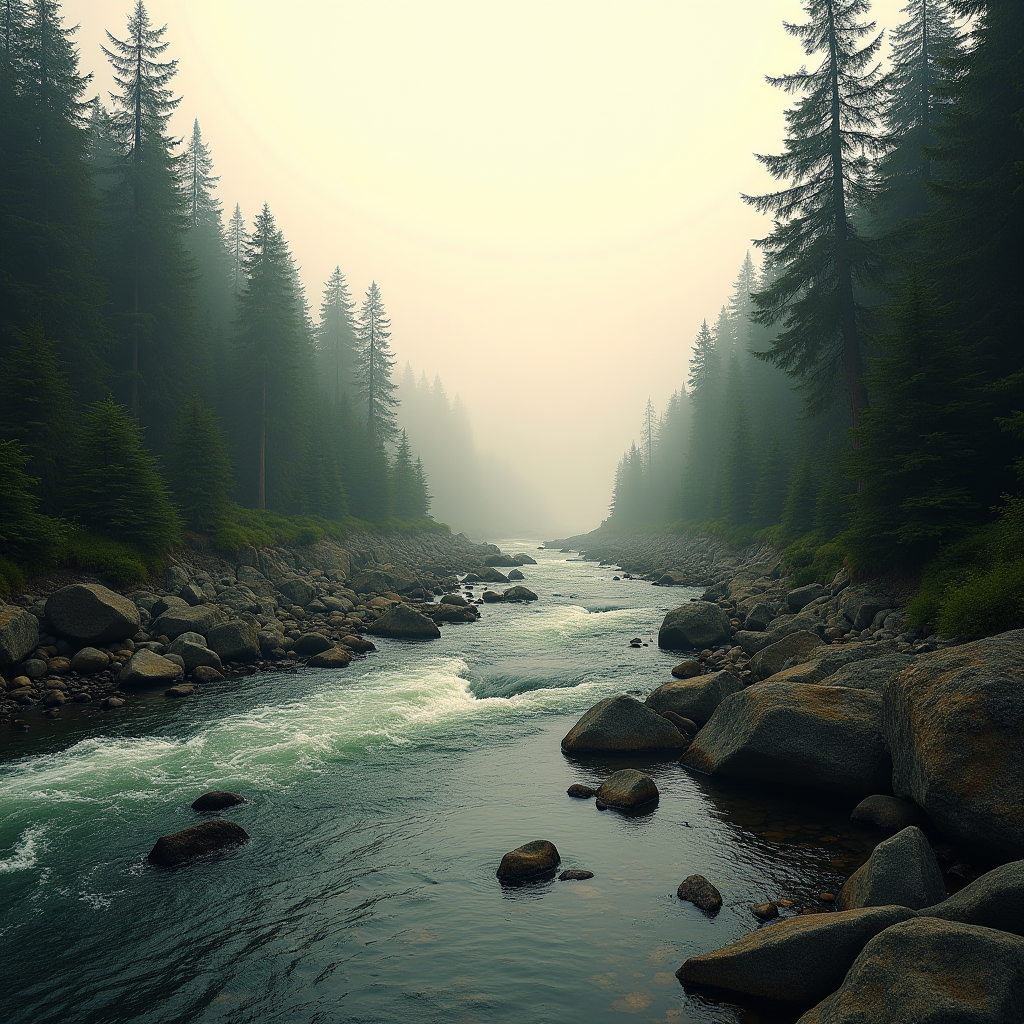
xmin=514 ymin=553 xmax=537 ymax=565
xmin=147 ymin=819 xmax=250 ymax=867
xmin=361 ymin=603 xmax=440 ymax=640
xmin=744 ymin=602 xmax=774 ymax=632
xmin=671 ymin=660 xmax=701 ymax=679
xmin=292 ymin=632 xmax=334 ymax=656
xmin=150 ymin=604 xmax=224 ymax=641
xmin=164 ymin=684 xmax=194 ymax=699
xmin=103 ymin=696 xmax=125 ymax=709
xmin=850 ymin=795 xmax=928 ymax=834
xmin=766 ymin=643 xmax=899 ymax=685
xmin=70 ymin=646 xmax=109 ymax=673
xmin=496 ymin=840 xmax=560 ymax=882
xmin=559 ymin=869 xmax=594 ymax=880
xmin=561 ymin=694 xmax=691 ymax=755
xmin=47 ymin=656 xmax=71 ymax=674
xmin=502 ymin=585 xmax=538 ymax=602
xmin=677 ymin=905 xmax=917 ymax=1005
xmin=883 ymin=630 xmax=1024 ymax=860
xmin=508 ymin=568 xmax=525 ymax=581
xmin=595 ymin=768 xmax=658 ymax=810
xmin=44 ymin=584 xmax=140 ymax=644
xmin=308 ymin=646 xmax=352 ymax=668
xmin=662 ymin=711 xmax=698 ymax=737
xmin=734 ymin=630 xmax=779 ymax=656
xmin=658 ymin=602 xmax=732 ymax=650
xmin=796 ymin=917 xmax=1024 ymax=1023
xmin=825 ymin=651 xmax=914 ymax=692
xmin=646 ymin=670 xmax=745 ymax=725
xmin=341 ymin=635 xmax=376 ymax=653
xmin=788 ymin=583 xmax=825 ymax=612
xmin=439 ymin=593 xmax=468 ymax=606
xmin=567 ymin=784 xmax=596 ymax=798
xmin=191 ymin=790 xmax=245 ymax=813
xmin=151 ymin=595 xmax=189 ymax=618
xmin=206 ymin=620 xmax=260 ymax=663
xmin=192 ymin=665 xmax=224 ymax=684
xmin=482 ymin=553 xmax=518 ymax=567
xmin=166 ymin=634 xmax=224 ymax=673
xmin=0 ymin=604 xmax=40 ymax=666
xmin=838 ymin=826 xmax=945 ymax=911
xmin=749 ymin=630 xmax=825 ymax=680
xmin=42 ymin=689 xmax=66 ymax=706
xmin=178 ymin=583 xmax=204 ymax=606
xmin=474 ymin=567 xmax=509 ymax=584
xmin=919 ymin=860 xmax=1024 ymax=937
xmin=119 ymin=649 xmax=184 ymax=687
xmin=20 ymin=658 xmax=47 ymax=678
xmin=753 ymin=902 xmax=780 ymax=919
xmin=683 ymin=683 xmax=891 ymax=795
xmin=482 ymin=590 xmax=502 ymax=603
xmin=277 ymin=578 xmax=315 ymax=607
xmin=676 ymin=874 xmax=723 ymax=914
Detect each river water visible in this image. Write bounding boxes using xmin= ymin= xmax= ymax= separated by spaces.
xmin=0 ymin=543 xmax=874 ymax=1024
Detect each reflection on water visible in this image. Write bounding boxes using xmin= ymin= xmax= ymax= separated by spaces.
xmin=0 ymin=542 xmax=874 ymax=1023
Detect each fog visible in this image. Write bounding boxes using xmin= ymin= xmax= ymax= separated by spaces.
xmin=70 ymin=0 xmax=905 ymax=538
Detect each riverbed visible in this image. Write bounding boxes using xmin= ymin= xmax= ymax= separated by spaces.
xmin=0 ymin=543 xmax=875 ymax=1023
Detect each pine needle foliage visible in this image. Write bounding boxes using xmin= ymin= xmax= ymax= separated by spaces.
xmin=316 ymin=266 xmax=358 ymax=407
xmin=168 ymin=393 xmax=232 ymax=532
xmin=354 ymin=280 xmax=399 ymax=443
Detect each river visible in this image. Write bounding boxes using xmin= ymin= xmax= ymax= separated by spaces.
xmin=0 ymin=542 xmax=874 ymax=1024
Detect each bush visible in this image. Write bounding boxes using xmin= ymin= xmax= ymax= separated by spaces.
xmin=936 ymin=559 xmax=1024 ymax=639
xmin=59 ymin=529 xmax=150 ymax=587
xmin=784 ymin=534 xmax=847 ymax=587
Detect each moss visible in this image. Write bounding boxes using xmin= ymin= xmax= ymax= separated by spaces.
xmin=783 ymin=535 xmax=847 ymax=587
xmin=58 ymin=529 xmax=151 ymax=587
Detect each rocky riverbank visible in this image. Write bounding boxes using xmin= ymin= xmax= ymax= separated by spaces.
xmin=0 ymin=530 xmax=539 ymax=728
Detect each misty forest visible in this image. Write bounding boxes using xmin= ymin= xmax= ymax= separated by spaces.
xmin=1 ymin=1 xmax=1023 ymax=1023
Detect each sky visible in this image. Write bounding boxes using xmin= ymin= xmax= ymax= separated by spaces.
xmin=68 ymin=0 xmax=905 ymax=538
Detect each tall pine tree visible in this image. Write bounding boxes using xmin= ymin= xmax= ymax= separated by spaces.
xmin=354 ymin=280 xmax=399 ymax=443
xmin=316 ymin=266 xmax=358 ymax=407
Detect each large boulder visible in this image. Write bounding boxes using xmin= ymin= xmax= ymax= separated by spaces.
xmin=919 ymin=860 xmax=1024 ymax=937
xmin=838 ymin=826 xmax=945 ymax=911
xmin=166 ymin=633 xmax=224 ymax=673
xmin=744 ymin=602 xmax=774 ymax=632
xmin=0 ymin=604 xmax=40 ymax=666
xmin=788 ymin=583 xmax=825 ymax=612
xmin=595 ymin=769 xmax=659 ymax=810
xmin=825 ymin=651 xmax=915 ymax=692
xmin=44 ymin=584 xmax=140 ymax=644
xmin=677 ymin=905 xmax=916 ymax=1005
xmin=119 ymin=649 xmax=184 ymax=687
xmin=883 ymin=629 xmax=1024 ymax=859
xmin=366 ymin=604 xmax=441 ymax=640
xmin=277 ymin=577 xmax=315 ymax=607
xmin=683 ymin=683 xmax=891 ymax=795
xmin=658 ymin=602 xmax=732 ymax=650
xmin=307 ymin=646 xmax=352 ymax=668
xmin=561 ymin=694 xmax=691 ymax=755
xmin=70 ymin=646 xmax=110 ymax=674
xmin=148 ymin=819 xmax=250 ymax=866
xmin=291 ymin=632 xmax=334 ymax=656
xmin=749 ymin=630 xmax=824 ymax=680
xmin=796 ymin=918 xmax=1024 ymax=1024
xmin=645 ymin=670 xmax=744 ymax=725
xmin=502 ymin=585 xmax=538 ymax=602
xmin=150 ymin=604 xmax=224 ymax=641
xmin=206 ymin=619 xmax=259 ymax=663
xmin=474 ymin=566 xmax=509 ymax=584
xmin=496 ymin=840 xmax=560 ymax=882
xmin=765 ymin=643 xmax=891 ymax=686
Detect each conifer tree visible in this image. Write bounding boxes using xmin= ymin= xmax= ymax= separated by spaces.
xmin=729 ymin=251 xmax=759 ymax=354
xmin=392 ymin=429 xmax=418 ymax=519
xmin=641 ymin=397 xmax=656 ymax=472
xmin=1 ymin=0 xmax=29 ymax=69
xmin=744 ymin=0 xmax=888 ymax=426
xmin=751 ymin=434 xmax=790 ymax=526
xmin=681 ymin=319 xmax=719 ymax=520
xmin=317 ymin=266 xmax=358 ymax=406
xmin=781 ymin=449 xmax=820 ymax=539
xmin=0 ymin=439 xmax=63 ymax=571
xmin=167 ymin=394 xmax=232 ymax=531
xmin=413 ymin=456 xmax=431 ymax=518
xmin=722 ymin=406 xmax=754 ymax=526
xmin=228 ymin=202 xmax=246 ymax=294
xmin=354 ymin=280 xmax=399 ymax=443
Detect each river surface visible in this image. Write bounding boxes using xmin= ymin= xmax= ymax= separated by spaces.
xmin=0 ymin=543 xmax=875 ymax=1024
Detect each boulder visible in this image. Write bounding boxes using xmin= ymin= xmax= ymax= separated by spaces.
xmin=70 ymin=646 xmax=110 ymax=674
xmin=749 ymin=630 xmax=824 ymax=680
xmin=366 ymin=604 xmax=441 ymax=640
xmin=119 ymin=649 xmax=184 ymax=688
xmin=147 ymin=819 xmax=250 ymax=866
xmin=678 ymin=905 xmax=916 ymax=1005
xmin=595 ymin=769 xmax=658 ymax=810
xmin=496 ymin=840 xmax=560 ymax=882
xmin=44 ymin=584 xmax=140 ymax=644
xmin=645 ymin=670 xmax=744 ymax=725
xmin=20 ymin=657 xmax=46 ymax=678
xmin=676 ymin=874 xmax=723 ymax=914
xmin=658 ymin=601 xmax=732 ymax=650
xmin=150 ymin=604 xmax=224 ymax=641
xmin=307 ymin=646 xmax=352 ymax=668
xmin=166 ymin=634 xmax=223 ymax=673
xmin=561 ymin=694 xmax=691 ymax=755
xmin=744 ymin=602 xmax=774 ymax=632
xmin=439 ymin=593 xmax=468 ymax=607
xmin=206 ymin=620 xmax=260 ymax=663
xmin=191 ymin=791 xmax=245 ymax=813
xmin=482 ymin=590 xmax=502 ymax=603
xmin=671 ymin=660 xmax=701 ymax=679
xmin=788 ymin=583 xmax=825 ymax=612
xmin=482 ymin=553 xmax=518 ymax=567
xmin=683 ymin=683 xmax=891 ymax=795
xmin=341 ymin=635 xmax=376 ymax=653
xmin=766 ymin=643 xmax=897 ymax=686
xmin=567 ymin=784 xmax=596 ymax=798
xmin=164 ymin=684 xmax=194 ymax=699
xmin=559 ymin=869 xmax=593 ymax=881
xmin=277 ymin=578 xmax=315 ymax=607
xmin=850 ymin=795 xmax=928 ymax=834
xmin=825 ymin=651 xmax=914 ymax=692
xmin=474 ymin=567 xmax=509 ymax=584
xmin=178 ymin=583 xmax=204 ymax=606
xmin=151 ymin=594 xmax=188 ymax=618
xmin=192 ymin=665 xmax=224 ymax=684
xmin=502 ymin=585 xmax=538 ymax=602
xmin=796 ymin=917 xmax=1024 ymax=1024
xmin=292 ymin=632 xmax=334 ymax=656
xmin=838 ymin=826 xmax=945 ymax=911
xmin=734 ymin=630 xmax=780 ymax=656
xmin=919 ymin=860 xmax=1024 ymax=937
xmin=0 ymin=605 xmax=40 ymax=666
xmin=507 ymin=568 xmax=525 ymax=581
xmin=883 ymin=629 xmax=1024 ymax=859
xmin=662 ymin=711 xmax=698 ymax=737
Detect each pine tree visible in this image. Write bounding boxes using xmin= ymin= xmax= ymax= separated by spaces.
xmin=413 ymin=456 xmax=431 ymax=518
xmin=228 ymin=202 xmax=246 ymax=294
xmin=723 ymin=406 xmax=755 ymax=526
xmin=814 ymin=434 xmax=854 ymax=538
xmin=729 ymin=250 xmax=759 ymax=355
xmin=0 ymin=439 xmax=63 ymax=571
xmin=1 ymin=0 xmax=29 ymax=70
xmin=751 ymin=434 xmax=790 ymax=527
xmin=641 ymin=397 xmax=656 ymax=472
xmin=781 ymin=449 xmax=820 ymax=539
xmin=316 ymin=266 xmax=358 ymax=406
xmin=744 ymin=0 xmax=888 ymax=426
xmin=66 ymin=396 xmax=181 ymax=553
xmin=682 ymin=319 xmax=720 ymax=520
xmin=354 ymin=280 xmax=399 ymax=443
xmin=392 ymin=429 xmax=418 ymax=519
xmin=167 ymin=394 xmax=232 ymax=532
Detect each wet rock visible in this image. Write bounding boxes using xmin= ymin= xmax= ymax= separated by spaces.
xmin=671 ymin=660 xmax=701 ymax=679
xmin=496 ymin=840 xmax=560 ymax=882
xmin=0 ymin=604 xmax=40 ymax=667
xmin=683 ymin=683 xmax=891 ymax=795
xmin=341 ymin=635 xmax=376 ymax=653
xmin=292 ymin=632 xmax=334 ymax=656
xmin=658 ymin=602 xmax=732 ymax=650
xmin=796 ymin=917 xmax=1024 ymax=1023
xmin=44 ymin=584 xmax=140 ymax=644
xmin=119 ymin=649 xmax=184 ymax=687
xmin=207 ymin=620 xmax=260 ymax=663
xmin=850 ymin=795 xmax=928 ymax=834
xmin=164 ymin=684 xmax=194 ymax=699
xmin=147 ymin=819 xmax=250 ymax=867
xmin=561 ymin=694 xmax=691 ymax=755
xmin=307 ymin=646 xmax=352 ymax=668
xmin=677 ymin=905 xmax=916 ymax=1005
xmin=838 ymin=826 xmax=945 ymax=911
xmin=883 ymin=629 xmax=1024 ymax=860
xmin=749 ymin=630 xmax=824 ymax=680
xmin=482 ymin=590 xmax=502 ymax=603
xmin=559 ymin=869 xmax=594 ymax=880
xmin=676 ymin=874 xmax=722 ymax=914
xmin=366 ymin=604 xmax=441 ymax=640
xmin=645 ymin=670 xmax=744 ymax=725
xmin=439 ymin=593 xmax=468 ymax=606
xmin=191 ymin=665 xmax=224 ymax=684
xmin=150 ymin=604 xmax=224 ymax=641
xmin=753 ymin=902 xmax=780 ymax=919
xmin=919 ymin=860 xmax=1024 ymax=937
xmin=502 ymin=585 xmax=538 ymax=602
xmin=567 ymin=784 xmax=596 ymax=798
xmin=103 ymin=696 xmax=125 ymax=709
xmin=595 ymin=768 xmax=658 ymax=810
xmin=508 ymin=568 xmax=525 ymax=581
xmin=191 ymin=790 xmax=245 ymax=813
xmin=788 ymin=584 xmax=824 ymax=612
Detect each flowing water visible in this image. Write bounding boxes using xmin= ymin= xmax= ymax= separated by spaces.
xmin=0 ymin=544 xmax=875 ymax=1024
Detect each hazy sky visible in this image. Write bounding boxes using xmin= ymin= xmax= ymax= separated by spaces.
xmin=70 ymin=0 xmax=905 ymax=537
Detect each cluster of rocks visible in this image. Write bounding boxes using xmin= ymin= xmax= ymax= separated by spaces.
xmin=148 ymin=789 xmax=250 ymax=867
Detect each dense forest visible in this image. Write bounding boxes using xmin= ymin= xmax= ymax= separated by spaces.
xmin=605 ymin=0 xmax=1023 ymax=640
xmin=0 ymin=0 xmax=438 ymax=593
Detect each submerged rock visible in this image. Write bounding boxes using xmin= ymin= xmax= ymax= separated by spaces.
xmin=595 ymin=769 xmax=658 ymax=810
xmin=850 ymin=794 xmax=928 ymax=834
xmin=366 ymin=604 xmax=441 ymax=640
xmin=561 ymin=694 xmax=691 ymax=755
xmin=148 ymin=819 xmax=250 ymax=866
xmin=838 ymin=826 xmax=945 ymax=911
xmin=496 ymin=840 xmax=560 ymax=882
xmin=191 ymin=791 xmax=246 ymax=813
xmin=645 ymin=670 xmax=744 ymax=725
xmin=567 ymin=784 xmax=596 ymax=798
xmin=45 ymin=584 xmax=140 ymax=644
xmin=919 ymin=860 xmax=1024 ymax=937
xmin=676 ymin=874 xmax=723 ymax=914
xmin=658 ymin=602 xmax=732 ymax=650
xmin=559 ymin=869 xmax=594 ymax=880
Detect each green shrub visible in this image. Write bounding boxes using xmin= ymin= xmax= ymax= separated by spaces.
xmin=59 ymin=529 xmax=150 ymax=587
xmin=936 ymin=559 xmax=1024 ymax=640
xmin=783 ymin=534 xmax=847 ymax=587
xmin=0 ymin=555 xmax=26 ymax=599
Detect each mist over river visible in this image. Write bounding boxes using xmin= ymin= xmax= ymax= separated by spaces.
xmin=0 ymin=545 xmax=874 ymax=1024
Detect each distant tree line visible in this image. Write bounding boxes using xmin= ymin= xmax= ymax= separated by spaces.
xmin=0 ymin=0 xmax=431 ymax=588
xmin=607 ymin=0 xmax=1023 ymax=638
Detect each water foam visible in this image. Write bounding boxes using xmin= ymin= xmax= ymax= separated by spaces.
xmin=0 ymin=824 xmax=46 ymax=873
